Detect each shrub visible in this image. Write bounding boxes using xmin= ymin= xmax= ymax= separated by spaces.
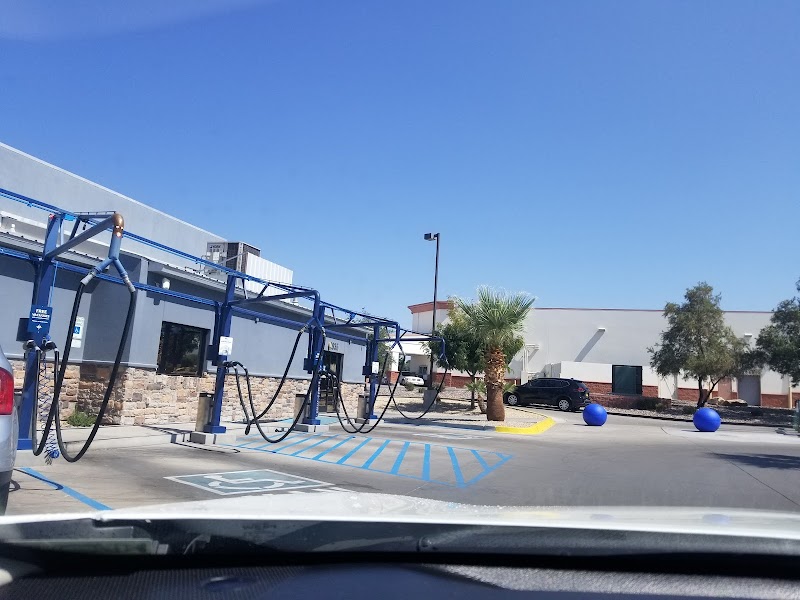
xmin=465 ymin=379 xmax=486 ymax=398
xmin=634 ymin=397 xmax=669 ymax=411
xmin=67 ymin=411 xmax=96 ymax=427
xmin=681 ymin=406 xmax=695 ymax=415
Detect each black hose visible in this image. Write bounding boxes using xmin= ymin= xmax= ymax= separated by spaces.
xmin=333 ymin=352 xmax=383 ymax=433
xmin=333 ymin=353 xmax=405 ymax=435
xmin=31 ymin=347 xmax=59 ymax=456
xmin=243 ymin=326 xmax=305 ymax=435
xmin=38 ymin=283 xmax=137 ymax=462
xmin=30 ymin=348 xmax=43 ymax=456
xmin=389 ymin=354 xmax=451 ymax=420
xmin=33 ymin=353 xmax=60 ymax=458
xmin=244 ymin=330 xmax=326 ymax=444
xmin=389 ymin=368 xmax=450 ymax=420
xmin=228 ymin=363 xmax=253 ymax=425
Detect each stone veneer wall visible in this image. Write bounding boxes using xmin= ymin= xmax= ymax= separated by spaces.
xmin=11 ymin=359 xmax=362 ymax=426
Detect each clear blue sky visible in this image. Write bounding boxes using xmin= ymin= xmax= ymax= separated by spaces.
xmin=1 ymin=0 xmax=798 ymax=326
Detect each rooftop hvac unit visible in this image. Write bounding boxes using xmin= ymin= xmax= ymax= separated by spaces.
xmin=225 ymin=242 xmax=260 ymax=272
xmin=205 ymin=241 xmax=262 ymax=274
xmin=204 ymin=242 xmax=227 ymax=274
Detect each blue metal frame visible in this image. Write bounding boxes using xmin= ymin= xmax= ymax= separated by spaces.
xmin=0 ymin=187 xmax=315 ymax=298
xmin=18 ymin=214 xmax=62 ymax=450
xmin=205 ymin=274 xmax=326 ymax=432
xmin=367 ymin=325 xmax=380 ymax=419
xmin=0 ymin=186 xmax=398 ymax=437
xmin=205 ymin=276 xmax=237 ymax=434
xmin=312 ymin=317 xmax=401 ymax=421
xmin=301 ymin=297 xmax=326 ymax=425
xmin=17 ymin=211 xmax=134 ymax=450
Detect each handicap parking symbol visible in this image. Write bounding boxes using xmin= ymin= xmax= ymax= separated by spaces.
xmin=166 ymin=469 xmax=333 ymax=496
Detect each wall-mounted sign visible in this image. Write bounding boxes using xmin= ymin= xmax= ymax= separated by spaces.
xmin=28 ymin=305 xmax=52 ymax=336
xmin=327 ymin=340 xmax=340 ymax=352
xmin=219 ymin=336 xmax=234 ymax=356
xmin=71 ymin=316 xmax=85 ymax=348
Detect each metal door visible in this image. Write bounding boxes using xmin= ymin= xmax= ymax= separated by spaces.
xmin=320 ymin=351 xmax=344 ymax=413
xmin=737 ymin=375 xmax=761 ymax=406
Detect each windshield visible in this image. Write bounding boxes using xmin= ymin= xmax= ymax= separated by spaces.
xmin=0 ymin=0 xmax=798 ymax=560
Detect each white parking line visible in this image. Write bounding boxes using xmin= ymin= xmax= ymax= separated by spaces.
xmin=165 ymin=468 xmax=337 ymax=496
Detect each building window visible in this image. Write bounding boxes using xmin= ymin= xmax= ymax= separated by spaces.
xmin=612 ymin=365 xmax=642 ymax=395
xmin=157 ymin=322 xmax=208 ymax=376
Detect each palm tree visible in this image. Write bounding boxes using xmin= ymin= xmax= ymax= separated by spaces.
xmin=457 ymin=287 xmax=535 ymax=421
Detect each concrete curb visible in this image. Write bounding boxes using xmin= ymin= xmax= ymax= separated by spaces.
xmin=383 ymin=414 xmax=556 ymax=435
xmin=494 ymin=416 xmax=556 ymax=435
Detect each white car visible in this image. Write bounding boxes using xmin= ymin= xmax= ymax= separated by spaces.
xmin=399 ymin=373 xmax=425 ymax=387
xmin=0 ymin=345 xmax=18 ymax=515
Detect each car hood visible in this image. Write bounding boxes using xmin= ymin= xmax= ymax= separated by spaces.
xmin=3 ymin=492 xmax=800 ymax=540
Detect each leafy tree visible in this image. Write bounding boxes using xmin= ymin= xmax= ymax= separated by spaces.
xmin=649 ymin=282 xmax=749 ymax=408
xmin=503 ymin=381 xmax=518 ymax=394
xmin=755 ymin=280 xmax=800 ymax=386
xmin=425 ymin=304 xmax=485 ymax=409
xmin=456 ymin=287 xmax=535 ymax=421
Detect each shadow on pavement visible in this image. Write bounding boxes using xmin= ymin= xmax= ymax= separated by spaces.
xmin=713 ymin=453 xmax=800 ymax=470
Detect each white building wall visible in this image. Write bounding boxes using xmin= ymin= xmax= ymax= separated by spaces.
xmin=243 ymin=253 xmax=294 ymax=294
xmin=515 ymin=308 xmax=782 ymax=389
xmin=411 ymin=308 xmax=450 ymax=334
xmin=409 ymin=303 xmax=797 ymax=404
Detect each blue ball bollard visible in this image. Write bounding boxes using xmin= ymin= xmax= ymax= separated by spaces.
xmin=583 ymin=403 xmax=607 ymax=426
xmin=693 ymin=407 xmax=721 ymax=432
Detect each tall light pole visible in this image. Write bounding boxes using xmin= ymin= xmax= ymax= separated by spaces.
xmin=424 ymin=232 xmax=440 ymax=389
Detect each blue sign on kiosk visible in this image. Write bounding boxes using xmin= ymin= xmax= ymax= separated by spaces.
xmin=28 ymin=305 xmax=52 ymax=336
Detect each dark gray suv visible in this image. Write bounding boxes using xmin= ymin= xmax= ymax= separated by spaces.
xmin=503 ymin=378 xmax=591 ymax=411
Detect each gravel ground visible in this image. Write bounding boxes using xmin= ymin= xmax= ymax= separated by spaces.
xmin=383 ymin=396 xmax=544 ymax=429
xmin=384 ymin=393 xmax=797 ymax=429
xmin=604 ymin=403 xmax=796 ymax=427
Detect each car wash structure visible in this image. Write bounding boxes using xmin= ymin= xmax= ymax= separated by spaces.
xmin=0 ymin=185 xmax=449 ymax=462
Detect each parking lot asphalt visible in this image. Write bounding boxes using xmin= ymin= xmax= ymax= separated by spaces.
xmin=7 ymin=410 xmax=800 ymax=516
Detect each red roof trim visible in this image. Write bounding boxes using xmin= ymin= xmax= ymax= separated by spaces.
xmin=408 ymin=300 xmax=453 ymax=314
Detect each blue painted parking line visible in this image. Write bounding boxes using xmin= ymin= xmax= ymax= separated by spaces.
xmin=470 ymin=448 xmax=490 ymax=470
xmin=311 ymin=437 xmax=353 ymax=460
xmin=337 ymin=438 xmax=372 ymax=464
xmin=228 ymin=432 xmax=513 ymax=488
xmin=290 ymin=435 xmax=340 ymax=456
xmin=361 ymin=439 xmax=391 ymax=469
xmin=447 ymin=447 xmax=465 ymax=486
xmin=266 ymin=434 xmax=322 ymax=453
xmin=17 ymin=467 xmax=110 ymax=511
xmin=390 ymin=441 xmax=411 ymax=475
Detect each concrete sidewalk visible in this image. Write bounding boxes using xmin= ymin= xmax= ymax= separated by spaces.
xmin=383 ymin=406 xmax=555 ymax=434
xmin=15 ymin=422 xmax=201 ymax=466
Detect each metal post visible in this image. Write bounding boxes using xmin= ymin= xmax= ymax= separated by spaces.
xmin=426 ymin=233 xmax=440 ymax=389
xmin=18 ymin=213 xmax=63 ymax=450
xmin=303 ymin=298 xmax=325 ymax=426
xmin=368 ymin=325 xmax=380 ymax=419
xmin=205 ymin=275 xmax=236 ymax=434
